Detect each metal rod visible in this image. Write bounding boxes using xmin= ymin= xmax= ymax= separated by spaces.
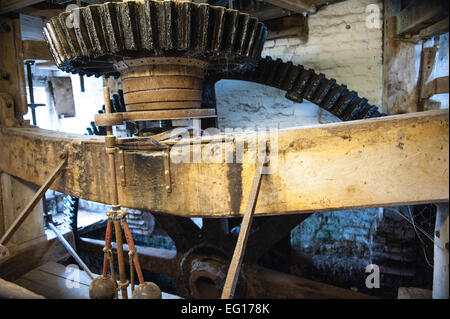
xmin=25 ymin=61 xmax=36 ymax=125
xmin=221 ymin=157 xmax=265 ymax=299
xmin=0 ymin=154 xmax=67 ymax=246
xmin=48 ymin=222 xmax=95 ymax=280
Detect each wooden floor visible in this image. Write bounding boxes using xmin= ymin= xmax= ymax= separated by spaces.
xmin=14 ymin=262 xmax=180 ymax=299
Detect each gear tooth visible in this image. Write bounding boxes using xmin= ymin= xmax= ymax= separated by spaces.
xmin=165 ymin=0 xmax=174 ymax=50
xmin=274 ymin=60 xmax=292 ymax=89
xmin=43 ymin=25 xmax=62 ymax=66
xmin=47 ymin=20 xmax=68 ymax=63
xmin=354 ymin=99 xmax=372 ymax=119
xmin=321 ymin=84 xmax=346 ymax=110
xmin=254 ymin=56 xmax=272 ymax=83
xmin=333 ymin=90 xmax=358 ymax=118
xmin=242 ymin=17 xmax=257 ymax=57
xmin=153 ymin=0 xmax=167 ymax=50
xmin=342 ymin=96 xmax=365 ymax=121
xmin=254 ymin=25 xmax=267 ymax=60
xmin=210 ymin=6 xmax=226 ymax=53
xmin=287 ymin=68 xmax=313 ymax=101
xmin=139 ymin=0 xmax=154 ymax=51
xmin=281 ymin=63 xmax=301 ymax=91
xmin=264 ymin=58 xmax=282 ymax=86
xmin=314 ymin=78 xmax=335 ymax=105
xmin=223 ymin=9 xmax=239 ymax=53
xmin=304 ymin=73 xmax=325 ymax=101
xmin=235 ymin=13 xmax=250 ymax=55
xmin=57 ymin=13 xmax=80 ymax=58
xmin=117 ymin=1 xmax=140 ymax=53
xmin=72 ymin=7 xmax=91 ymax=58
xmin=82 ymin=5 xmax=106 ymax=58
xmin=365 ymin=105 xmax=379 ymax=118
xmin=174 ymin=1 xmax=191 ymax=51
xmin=101 ymin=2 xmax=120 ymax=54
xmin=192 ymin=2 xmax=209 ymax=52
xmin=249 ymin=22 xmax=263 ymax=58
xmin=53 ymin=17 xmax=73 ymax=60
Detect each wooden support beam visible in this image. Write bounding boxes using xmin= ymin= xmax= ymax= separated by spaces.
xmin=0 ymin=277 xmax=45 ymax=298
xmin=22 ymin=40 xmax=52 ymax=61
xmin=422 ymin=76 xmax=450 ymax=99
xmin=0 ymin=0 xmax=45 ymax=15
xmin=264 ymin=0 xmax=317 ymax=14
xmin=396 ymin=0 xmax=449 ymax=36
xmin=0 ymin=17 xmax=27 ymax=119
xmin=0 ymin=110 xmax=448 ymax=217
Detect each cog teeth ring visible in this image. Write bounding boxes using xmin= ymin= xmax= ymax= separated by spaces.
xmin=43 ymin=0 xmax=267 ymax=77
xmin=222 ymin=56 xmax=385 ymax=121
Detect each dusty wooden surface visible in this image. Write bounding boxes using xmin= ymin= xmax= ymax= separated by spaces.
xmin=0 ymin=17 xmax=27 ymax=118
xmin=382 ymin=0 xmax=421 ymax=114
xmin=0 ymin=277 xmax=45 ymax=298
xmin=0 ymin=173 xmax=45 ymax=246
xmin=0 ymin=110 xmax=448 ymax=217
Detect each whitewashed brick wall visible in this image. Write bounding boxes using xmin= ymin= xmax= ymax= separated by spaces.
xmin=216 ymin=0 xmax=383 ymax=130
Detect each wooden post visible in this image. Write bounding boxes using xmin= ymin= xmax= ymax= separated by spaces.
xmin=433 ymin=203 xmax=449 ymax=299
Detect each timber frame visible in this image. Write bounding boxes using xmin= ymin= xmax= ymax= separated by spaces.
xmin=0 ymin=109 xmax=448 ymax=218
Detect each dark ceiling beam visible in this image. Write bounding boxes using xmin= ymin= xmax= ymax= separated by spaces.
xmin=0 ymin=0 xmax=45 ymax=15
xmin=396 ymin=0 xmax=449 ymax=36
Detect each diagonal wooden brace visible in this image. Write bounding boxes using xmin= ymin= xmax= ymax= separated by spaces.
xmin=0 ymin=152 xmax=68 ymax=247
xmin=221 ymin=157 xmax=266 ymax=299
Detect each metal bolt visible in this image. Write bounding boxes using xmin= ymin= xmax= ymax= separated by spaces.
xmin=165 ymin=170 xmax=169 ymax=175
xmin=436 ymin=230 xmax=440 ymax=238
xmin=165 ymin=185 xmax=170 ymax=190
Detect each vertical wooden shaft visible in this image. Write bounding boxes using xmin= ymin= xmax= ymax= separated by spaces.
xmin=104 ymin=86 xmax=128 ymax=298
xmin=104 ymin=87 xmax=113 ymax=136
xmin=221 ymin=159 xmax=265 ymax=299
xmin=113 ymin=219 xmax=128 ymax=299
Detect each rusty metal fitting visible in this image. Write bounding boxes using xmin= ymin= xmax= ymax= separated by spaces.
xmin=103 ymin=246 xmax=112 ymax=255
xmin=106 ymin=208 xmax=127 ymax=220
xmin=128 ymin=248 xmax=137 ymax=258
xmin=116 ymin=280 xmax=130 ymax=291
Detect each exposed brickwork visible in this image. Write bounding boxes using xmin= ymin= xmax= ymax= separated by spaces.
xmin=216 ymin=0 xmax=383 ymax=130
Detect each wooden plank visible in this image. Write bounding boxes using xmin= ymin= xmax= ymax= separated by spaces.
xmin=0 ymin=0 xmax=45 ymax=14
xmin=0 ymin=110 xmax=448 ymax=217
xmin=0 ymin=277 xmax=45 ymax=298
xmin=1 ymin=173 xmax=45 ymax=246
xmin=396 ymin=0 xmax=449 ymax=36
xmin=417 ymin=17 xmax=450 ymax=39
xmin=36 ymin=262 xmax=92 ymax=286
xmin=0 ymin=235 xmax=70 ymax=281
xmin=264 ymin=0 xmax=320 ymax=14
xmin=22 ymin=40 xmax=52 ymax=61
xmin=0 ymin=17 xmax=27 ymax=118
xmin=422 ymin=76 xmax=450 ymax=99
xmin=16 ymin=266 xmax=90 ymax=299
